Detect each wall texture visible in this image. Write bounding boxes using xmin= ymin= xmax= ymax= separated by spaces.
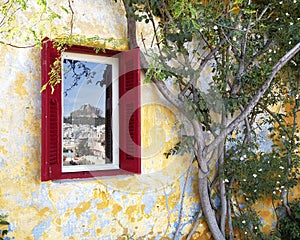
xmin=1 ymin=1 xmax=298 ymax=239
xmin=0 ymin=0 xmax=209 ymax=239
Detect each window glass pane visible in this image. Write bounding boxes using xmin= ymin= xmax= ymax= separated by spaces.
xmin=62 ymin=58 xmax=112 ymax=167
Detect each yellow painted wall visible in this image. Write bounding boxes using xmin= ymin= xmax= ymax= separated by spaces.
xmin=0 ymin=0 xmax=208 ymax=239
xmin=1 ymin=1 xmax=297 ymax=239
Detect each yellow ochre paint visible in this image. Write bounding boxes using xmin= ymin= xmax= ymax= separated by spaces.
xmin=14 ymin=73 xmax=28 ymax=96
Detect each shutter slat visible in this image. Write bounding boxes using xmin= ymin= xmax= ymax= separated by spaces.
xmin=119 ymin=48 xmax=141 ymax=173
xmin=41 ymin=38 xmax=62 ymax=181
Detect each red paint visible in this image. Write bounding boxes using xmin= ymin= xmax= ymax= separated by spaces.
xmin=41 ymin=38 xmax=141 ymax=181
xmin=119 ymin=48 xmax=141 ymax=174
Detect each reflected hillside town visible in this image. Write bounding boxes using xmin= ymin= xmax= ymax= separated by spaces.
xmin=63 ymin=103 xmax=106 ymax=166
xmin=62 ymin=54 xmax=112 ymax=167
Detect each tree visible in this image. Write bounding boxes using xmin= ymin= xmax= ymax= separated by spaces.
xmin=121 ymin=0 xmax=300 ymax=239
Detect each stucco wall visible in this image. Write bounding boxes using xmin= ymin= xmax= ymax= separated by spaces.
xmin=1 ymin=1 xmax=298 ymax=239
xmin=0 ymin=1 xmax=209 ymax=239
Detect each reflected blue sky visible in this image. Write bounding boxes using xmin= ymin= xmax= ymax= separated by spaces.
xmin=63 ymin=60 xmax=109 ymax=117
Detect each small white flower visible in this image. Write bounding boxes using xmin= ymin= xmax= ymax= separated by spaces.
xmin=282 ymin=136 xmax=285 ymax=139
xmin=243 ymin=179 xmax=246 ymax=182
xmin=294 ymin=0 xmax=297 ymax=3
xmin=290 ymin=22 xmax=294 ymax=26
xmin=242 ymin=220 xmax=246 ymax=224
xmin=253 ymin=174 xmax=257 ymax=178
xmin=233 ymin=36 xmax=237 ymax=42
xmin=279 ymin=1 xmax=283 ymax=4
xmin=200 ymin=28 xmax=204 ymax=32
xmin=273 ymin=50 xmax=277 ymax=53
xmin=246 ymin=197 xmax=249 ymax=201
xmin=276 ymin=187 xmax=279 ymax=190
xmin=257 ymin=34 xmax=261 ymax=39
xmin=279 ymin=166 xmax=284 ymax=170
xmin=278 ymin=175 xmax=281 ymax=177
xmin=277 ymin=181 xmax=280 ymax=184
xmin=289 ymin=41 xmax=292 ymax=44
xmin=273 ymin=191 xmax=276 ymax=194
xmin=258 ymin=168 xmax=262 ymax=172
xmin=254 ymin=189 xmax=257 ymax=193
xmin=254 ymin=226 xmax=258 ymax=230
xmin=281 ymin=186 xmax=285 ymax=189
xmin=286 ymin=13 xmax=290 ymax=16
xmin=224 ymin=179 xmax=229 ymax=183
xmin=298 ymin=18 xmax=300 ymax=21
xmin=245 ymin=231 xmax=248 ymax=235
xmin=213 ymin=25 xmax=218 ymax=30
xmin=269 ymin=58 xmax=272 ymax=62
xmin=276 ymin=17 xmax=279 ymax=21
xmin=269 ymin=49 xmax=272 ymax=53
xmin=294 ymin=149 xmax=299 ymax=153
xmin=295 ymin=94 xmax=299 ymax=99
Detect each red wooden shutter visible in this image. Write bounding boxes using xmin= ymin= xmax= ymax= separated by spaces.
xmin=41 ymin=38 xmax=62 ymax=181
xmin=119 ymin=48 xmax=141 ymax=173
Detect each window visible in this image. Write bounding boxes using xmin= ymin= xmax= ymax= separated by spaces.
xmin=41 ymin=38 xmax=141 ymax=181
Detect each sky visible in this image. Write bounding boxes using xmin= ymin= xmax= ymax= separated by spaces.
xmin=63 ymin=60 xmax=110 ymax=117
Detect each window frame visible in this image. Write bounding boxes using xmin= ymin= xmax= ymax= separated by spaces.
xmin=41 ymin=38 xmax=141 ymax=181
xmin=61 ymin=52 xmax=119 ymax=173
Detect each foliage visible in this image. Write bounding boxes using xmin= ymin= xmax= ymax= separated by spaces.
xmin=278 ymin=200 xmax=300 ymax=239
xmin=269 ymin=199 xmax=300 ymax=240
xmin=40 ymin=35 xmax=127 ymax=94
xmin=123 ymin=0 xmax=300 ymax=239
xmin=0 ymin=0 xmax=62 ymax=47
xmin=0 ymin=214 xmax=9 ymax=240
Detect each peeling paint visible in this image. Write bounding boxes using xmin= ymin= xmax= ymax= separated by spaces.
xmin=0 ymin=1 xmax=234 ymax=240
xmin=14 ymin=73 xmax=28 ymax=96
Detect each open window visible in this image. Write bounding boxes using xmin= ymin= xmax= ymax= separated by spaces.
xmin=41 ymin=39 xmax=141 ymax=181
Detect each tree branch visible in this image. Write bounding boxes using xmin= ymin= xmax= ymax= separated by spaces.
xmin=0 ymin=41 xmax=36 ymax=48
xmin=186 ymin=210 xmax=203 ymax=240
xmin=122 ymin=0 xmax=138 ymax=49
xmin=174 ymin=159 xmax=194 ymax=239
xmin=68 ymin=0 xmax=74 ymax=35
xmin=204 ymin=42 xmax=300 ymax=155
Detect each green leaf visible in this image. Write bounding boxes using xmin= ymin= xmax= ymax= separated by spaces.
xmin=60 ymin=6 xmax=69 ymax=14
xmin=40 ymin=82 xmax=48 ymax=93
xmin=233 ymin=0 xmax=243 ymax=4
xmin=229 ymin=6 xmax=240 ymax=13
xmin=244 ymin=8 xmax=256 ymax=14
xmin=0 ymin=220 xmax=9 ymax=225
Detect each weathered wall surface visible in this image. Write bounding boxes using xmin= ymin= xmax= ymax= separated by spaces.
xmin=2 ymin=1 xmax=297 ymax=239
xmin=0 ymin=0 xmax=209 ymax=239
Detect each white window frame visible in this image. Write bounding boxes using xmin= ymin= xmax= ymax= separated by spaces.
xmin=61 ymin=52 xmax=119 ymax=173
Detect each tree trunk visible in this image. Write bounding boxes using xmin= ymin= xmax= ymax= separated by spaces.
xmin=198 ymin=174 xmax=226 ymax=240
